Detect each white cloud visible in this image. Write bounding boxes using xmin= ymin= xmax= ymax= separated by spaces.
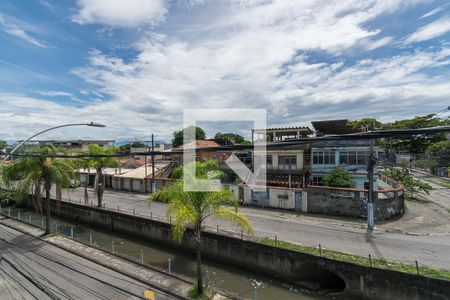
xmin=36 ymin=91 xmax=73 ymax=97
xmin=0 ymin=14 xmax=47 ymax=48
xmin=364 ymin=36 xmax=394 ymax=50
xmin=405 ymin=15 xmax=450 ymax=44
xmin=419 ymin=3 xmax=450 ymax=19
xmin=66 ymin=1 xmax=448 ymax=139
xmin=3 ymin=0 xmax=449 ymax=140
xmin=72 ymin=0 xmax=168 ymax=27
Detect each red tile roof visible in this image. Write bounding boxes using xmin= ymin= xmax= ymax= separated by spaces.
xmin=173 ymin=140 xmax=221 ymax=150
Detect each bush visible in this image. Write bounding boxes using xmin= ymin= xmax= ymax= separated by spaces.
xmin=322 ymin=167 xmax=356 ymax=188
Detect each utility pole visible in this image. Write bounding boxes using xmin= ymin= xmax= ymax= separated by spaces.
xmin=151 ymin=134 xmax=156 ymax=193
xmin=144 ymin=155 xmax=148 ymax=193
xmin=367 ymin=139 xmax=376 ymax=230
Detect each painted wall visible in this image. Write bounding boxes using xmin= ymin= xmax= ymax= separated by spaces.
xmin=233 ymin=184 xmax=403 ymax=220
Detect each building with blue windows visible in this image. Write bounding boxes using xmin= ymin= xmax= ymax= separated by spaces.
xmin=310 ymin=120 xmax=379 ymax=190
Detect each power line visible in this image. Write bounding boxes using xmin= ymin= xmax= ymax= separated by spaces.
xmin=0 ymin=256 xmax=62 ymax=300
xmin=0 ymin=228 xmax=181 ymax=300
xmin=5 ymin=126 xmax=450 ymax=159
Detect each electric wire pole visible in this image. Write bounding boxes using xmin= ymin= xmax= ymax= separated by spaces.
xmin=151 ymin=134 xmax=156 ymax=193
xmin=367 ymin=139 xmax=376 ymax=230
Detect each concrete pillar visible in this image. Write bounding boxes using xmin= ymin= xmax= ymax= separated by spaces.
xmin=335 ymin=149 xmax=340 ymax=165
xmin=296 ymin=151 xmax=303 ymax=170
xmin=301 ymin=190 xmax=308 ymax=212
xmin=272 ymin=154 xmax=279 ymax=169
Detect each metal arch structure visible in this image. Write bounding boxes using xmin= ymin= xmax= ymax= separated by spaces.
xmin=1 ymin=122 xmax=105 ymax=163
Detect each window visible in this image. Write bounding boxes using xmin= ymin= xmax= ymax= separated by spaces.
xmin=324 ymin=150 xmax=335 ymax=165
xmin=339 ymin=150 xmax=370 ymax=165
xmin=312 ymin=176 xmax=322 ymax=185
xmin=340 ymin=151 xmax=348 ymax=164
xmin=357 ymin=151 xmax=367 ymax=165
xmin=266 ymin=155 xmax=273 ymax=170
xmin=313 ymin=150 xmax=335 ymax=165
xmin=313 ymin=151 xmax=319 ymax=164
xmin=348 ymin=151 xmax=357 ymax=164
xmin=279 ymin=155 xmax=296 ymax=170
xmin=279 ymin=155 xmax=296 ymax=165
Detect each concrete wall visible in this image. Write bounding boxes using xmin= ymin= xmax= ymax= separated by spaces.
xmin=306 ymin=187 xmax=362 ymax=217
xmin=42 ymin=200 xmax=450 ymax=300
xmin=306 ymin=186 xmax=404 ymax=220
xmin=234 ymin=183 xmax=403 ymax=220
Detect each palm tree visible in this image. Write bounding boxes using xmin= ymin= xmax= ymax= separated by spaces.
xmin=85 ymin=144 xmax=118 ymax=207
xmin=73 ymin=156 xmax=91 ymax=203
xmin=150 ymin=159 xmax=253 ymax=295
xmin=1 ymin=145 xmax=74 ymax=234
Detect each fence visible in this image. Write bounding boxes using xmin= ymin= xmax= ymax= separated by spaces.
xmin=0 ymin=205 xmax=290 ymax=300
xmin=0 ymin=202 xmax=438 ymax=284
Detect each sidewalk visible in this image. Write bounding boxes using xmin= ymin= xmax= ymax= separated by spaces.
xmin=58 ymin=186 xmax=450 ymax=271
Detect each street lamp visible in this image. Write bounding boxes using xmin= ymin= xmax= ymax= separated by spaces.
xmin=2 ymin=122 xmax=106 ymax=162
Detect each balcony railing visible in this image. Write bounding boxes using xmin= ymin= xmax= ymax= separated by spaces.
xmin=265 ymin=164 xmax=298 ymax=171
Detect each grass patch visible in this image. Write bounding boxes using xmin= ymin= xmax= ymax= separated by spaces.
xmin=188 ymin=285 xmax=210 ymax=300
xmin=259 ymin=237 xmax=450 ymax=281
xmin=436 ymin=179 xmax=450 ymax=189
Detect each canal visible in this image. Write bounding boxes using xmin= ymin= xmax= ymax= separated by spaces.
xmin=1 ymin=207 xmax=333 ymax=300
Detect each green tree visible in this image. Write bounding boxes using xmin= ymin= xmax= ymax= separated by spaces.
xmin=347 ymin=118 xmax=382 ymax=132
xmin=172 ymin=126 xmax=206 ymax=147
xmin=0 ymin=140 xmax=7 ymax=150
xmin=322 ymin=167 xmax=356 ymax=188
xmin=413 ymin=157 xmax=438 ymax=173
xmin=382 ymin=114 xmax=450 ymax=154
xmin=84 ymin=144 xmax=119 ymax=207
xmin=150 ymin=160 xmax=253 ymax=295
xmin=118 ymin=141 xmax=147 ymax=153
xmin=426 ymin=140 xmax=450 ymax=172
xmin=214 ymin=132 xmax=250 ymax=144
xmin=383 ymin=168 xmax=432 ymax=197
xmin=1 ymin=145 xmax=75 ymax=234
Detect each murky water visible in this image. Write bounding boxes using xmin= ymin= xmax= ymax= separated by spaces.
xmin=1 ymin=207 xmax=331 ymax=300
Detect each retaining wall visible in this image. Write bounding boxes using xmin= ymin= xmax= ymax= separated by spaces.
xmin=36 ymin=199 xmax=450 ymax=300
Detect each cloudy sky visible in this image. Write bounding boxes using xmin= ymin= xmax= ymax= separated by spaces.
xmin=0 ymin=0 xmax=449 ymax=141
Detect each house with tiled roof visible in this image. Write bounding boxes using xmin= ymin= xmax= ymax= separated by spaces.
xmin=171 ymin=139 xmax=231 ymax=164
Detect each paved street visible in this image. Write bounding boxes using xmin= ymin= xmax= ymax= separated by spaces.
xmin=61 ymin=186 xmax=450 ymax=271
xmin=411 ymin=170 xmax=450 ymax=210
xmin=0 ymin=222 xmax=174 ymax=300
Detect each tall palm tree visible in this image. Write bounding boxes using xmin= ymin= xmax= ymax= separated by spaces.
xmin=1 ymin=145 xmax=74 ymax=234
xmin=73 ymin=156 xmax=91 ymax=203
xmin=150 ymin=159 xmax=253 ymax=295
xmin=86 ymin=144 xmax=118 ymax=207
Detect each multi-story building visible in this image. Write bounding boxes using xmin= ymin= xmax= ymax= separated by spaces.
xmin=252 ymin=126 xmax=312 ymax=143
xmin=21 ymin=139 xmax=115 ymax=151
xmin=310 ymin=120 xmax=378 ymax=190
xmin=251 ymin=126 xmax=313 ymax=188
